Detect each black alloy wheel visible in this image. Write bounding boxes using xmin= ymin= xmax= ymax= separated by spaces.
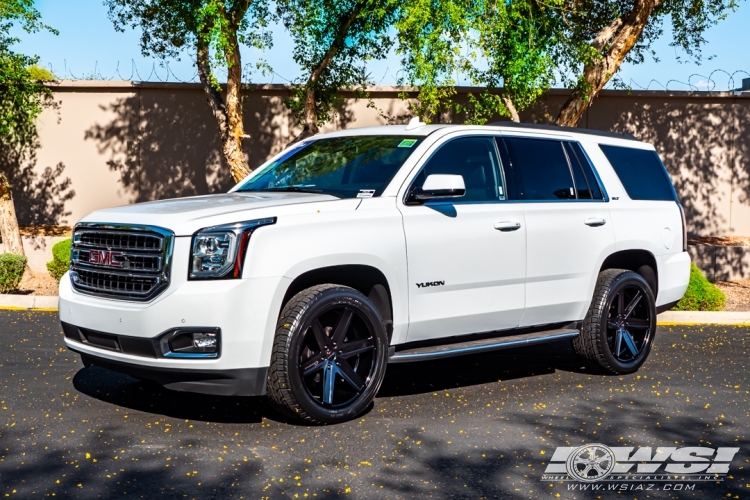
xmin=299 ymin=305 xmax=377 ymax=408
xmin=574 ymin=269 xmax=657 ymax=374
xmin=267 ymin=284 xmax=389 ymax=424
xmin=605 ymin=283 xmax=653 ymax=364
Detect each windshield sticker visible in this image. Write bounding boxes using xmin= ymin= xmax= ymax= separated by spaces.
xmin=357 ymin=189 xmax=376 ymax=198
xmin=398 ymin=139 xmax=418 ymax=148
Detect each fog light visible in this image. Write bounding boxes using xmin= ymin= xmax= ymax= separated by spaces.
xmin=158 ymin=328 xmax=221 ymax=358
xmin=192 ymin=332 xmax=217 ymax=350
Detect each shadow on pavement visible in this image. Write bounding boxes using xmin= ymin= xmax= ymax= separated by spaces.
xmin=73 ymin=366 xmax=270 ymax=424
xmin=74 ymin=338 xmax=590 ymax=423
xmin=379 ymin=338 xmax=589 ymax=397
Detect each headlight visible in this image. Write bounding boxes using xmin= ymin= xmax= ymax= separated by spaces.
xmin=189 ymin=218 xmax=276 ymax=280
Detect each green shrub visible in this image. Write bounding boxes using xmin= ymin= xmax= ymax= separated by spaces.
xmin=673 ymin=263 xmax=726 ymax=311
xmin=47 ymin=239 xmax=71 ymax=281
xmin=0 ymin=253 xmax=27 ymax=293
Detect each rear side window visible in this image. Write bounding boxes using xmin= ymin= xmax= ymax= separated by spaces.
xmin=599 ymin=145 xmax=677 ymax=201
xmin=501 ymin=138 xmax=575 ymax=200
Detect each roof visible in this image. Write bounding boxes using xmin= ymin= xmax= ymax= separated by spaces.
xmin=486 ymin=121 xmax=637 ymax=141
xmin=315 ymin=121 xmax=639 ymax=142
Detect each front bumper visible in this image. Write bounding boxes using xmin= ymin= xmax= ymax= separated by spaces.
xmin=71 ymin=346 xmax=268 ymax=396
xmin=59 ymin=245 xmax=291 ymax=395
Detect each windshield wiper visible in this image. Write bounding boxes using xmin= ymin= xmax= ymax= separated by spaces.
xmin=241 ymin=186 xmax=341 ymax=197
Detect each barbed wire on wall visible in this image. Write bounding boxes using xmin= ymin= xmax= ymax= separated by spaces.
xmin=621 ymin=69 xmax=750 ymax=91
xmin=46 ymin=60 xmax=750 ymax=92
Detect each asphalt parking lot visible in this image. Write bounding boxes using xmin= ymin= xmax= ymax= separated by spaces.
xmin=1 ymin=311 xmax=749 ymax=499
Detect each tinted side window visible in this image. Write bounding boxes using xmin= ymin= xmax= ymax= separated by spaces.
xmin=599 ymin=145 xmax=677 ymax=201
xmin=411 ymin=137 xmax=502 ymax=202
xmin=565 ymin=142 xmax=603 ymax=200
xmin=503 ymin=138 xmax=575 ymax=201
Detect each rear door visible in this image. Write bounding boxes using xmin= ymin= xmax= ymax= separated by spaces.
xmin=497 ymin=136 xmax=617 ymax=326
xmin=399 ymin=135 xmax=527 ymax=342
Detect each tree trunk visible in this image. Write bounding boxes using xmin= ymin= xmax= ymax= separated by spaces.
xmin=555 ymin=0 xmax=661 ymax=127
xmin=288 ymin=88 xmax=320 ymax=145
xmin=287 ymin=4 xmax=364 ymax=146
xmin=196 ymin=28 xmax=251 ymax=183
xmin=502 ymin=95 xmax=520 ymax=123
xmin=0 ymin=173 xmax=25 ymax=257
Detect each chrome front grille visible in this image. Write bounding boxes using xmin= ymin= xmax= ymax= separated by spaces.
xmin=70 ymin=224 xmax=174 ymax=301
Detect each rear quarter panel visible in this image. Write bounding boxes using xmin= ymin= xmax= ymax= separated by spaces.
xmin=580 ymin=138 xmax=689 ymax=307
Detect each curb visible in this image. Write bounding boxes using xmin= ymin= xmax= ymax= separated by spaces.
xmin=0 ymin=295 xmax=58 ymax=311
xmin=657 ymin=311 xmax=750 ymax=326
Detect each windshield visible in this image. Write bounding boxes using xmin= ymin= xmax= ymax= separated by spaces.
xmin=236 ymin=136 xmax=424 ymax=199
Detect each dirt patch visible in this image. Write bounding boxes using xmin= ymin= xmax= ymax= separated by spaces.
xmin=714 ymin=280 xmax=750 ymax=312
xmin=19 ymin=225 xmax=72 ymax=237
xmin=688 ymin=235 xmax=750 ymax=247
xmin=10 ymin=271 xmax=60 ymax=296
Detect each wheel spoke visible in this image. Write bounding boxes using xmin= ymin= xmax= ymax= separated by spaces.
xmin=331 ymin=309 xmax=354 ymax=345
xmin=622 ymin=330 xmax=640 ymax=357
xmin=310 ymin=319 xmax=330 ymax=351
xmin=622 ymin=291 xmax=643 ymax=320
xmin=625 ymin=317 xmax=650 ymax=329
xmin=607 ymin=320 xmax=619 ymax=329
xmin=301 ymin=353 xmax=327 ymax=376
xmin=322 ymin=363 xmax=336 ymax=405
xmin=336 ymin=361 xmax=365 ymax=392
xmin=613 ymin=328 xmax=622 ymax=357
xmin=617 ymin=291 xmax=624 ymax=316
xmin=338 ymin=338 xmax=374 ymax=359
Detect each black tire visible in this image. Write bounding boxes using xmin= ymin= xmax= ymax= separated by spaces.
xmin=574 ymin=269 xmax=657 ymax=374
xmin=267 ymin=284 xmax=389 ymax=424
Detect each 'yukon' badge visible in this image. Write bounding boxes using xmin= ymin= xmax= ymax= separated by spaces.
xmin=416 ymin=281 xmax=445 ymax=288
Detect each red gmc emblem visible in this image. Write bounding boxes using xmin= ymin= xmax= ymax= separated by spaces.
xmin=89 ymin=250 xmax=125 ymax=267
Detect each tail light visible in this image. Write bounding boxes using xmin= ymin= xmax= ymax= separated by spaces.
xmin=677 ymin=202 xmax=687 ymax=252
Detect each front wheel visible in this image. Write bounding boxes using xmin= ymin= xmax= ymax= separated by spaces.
xmin=267 ymin=284 xmax=389 ymax=424
xmin=574 ymin=269 xmax=657 ymax=374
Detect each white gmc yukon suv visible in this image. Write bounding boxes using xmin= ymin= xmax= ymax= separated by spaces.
xmin=59 ymin=121 xmax=690 ymax=424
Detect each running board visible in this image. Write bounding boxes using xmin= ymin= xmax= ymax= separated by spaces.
xmin=388 ymin=328 xmax=579 ymax=364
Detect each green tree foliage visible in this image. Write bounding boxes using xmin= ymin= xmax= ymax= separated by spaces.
xmin=26 ymin=64 xmax=56 ymax=81
xmin=278 ymin=0 xmax=398 ymax=143
xmin=395 ymin=0 xmax=471 ymax=122
xmin=395 ymin=0 xmax=564 ymax=124
xmin=106 ymin=0 xmax=273 ymax=181
xmin=0 ymin=0 xmax=56 ymax=143
xmin=553 ymin=0 xmax=740 ymax=127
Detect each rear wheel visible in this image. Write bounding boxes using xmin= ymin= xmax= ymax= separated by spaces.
xmin=574 ymin=269 xmax=656 ymax=374
xmin=267 ymin=284 xmax=389 ymax=424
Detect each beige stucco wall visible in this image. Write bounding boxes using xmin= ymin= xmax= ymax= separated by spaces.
xmin=6 ymin=81 xmax=750 ymax=236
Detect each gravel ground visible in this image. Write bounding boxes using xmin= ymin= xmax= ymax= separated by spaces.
xmin=1 ymin=311 xmax=750 ymax=499
xmin=714 ymin=280 xmax=750 ymax=312
xmin=11 ymin=272 xmax=59 ymax=296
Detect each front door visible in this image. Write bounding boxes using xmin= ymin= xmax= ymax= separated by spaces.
xmin=399 ymin=135 xmax=527 ymax=343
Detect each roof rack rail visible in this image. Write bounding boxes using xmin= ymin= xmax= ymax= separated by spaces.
xmin=486 ymin=121 xmax=637 ymax=141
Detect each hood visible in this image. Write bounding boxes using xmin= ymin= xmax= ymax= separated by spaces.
xmin=79 ymin=192 xmax=358 ymax=235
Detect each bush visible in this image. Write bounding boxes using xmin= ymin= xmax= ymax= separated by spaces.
xmin=47 ymin=238 xmax=71 ymax=281
xmin=673 ymin=263 xmax=726 ymax=311
xmin=0 ymin=253 xmax=27 ymax=293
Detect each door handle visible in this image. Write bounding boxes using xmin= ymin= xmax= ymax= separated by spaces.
xmin=494 ymin=221 xmax=522 ymax=231
xmin=584 ymin=218 xmax=607 ymax=227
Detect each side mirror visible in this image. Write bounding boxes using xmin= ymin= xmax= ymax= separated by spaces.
xmin=410 ymin=174 xmax=466 ymax=202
